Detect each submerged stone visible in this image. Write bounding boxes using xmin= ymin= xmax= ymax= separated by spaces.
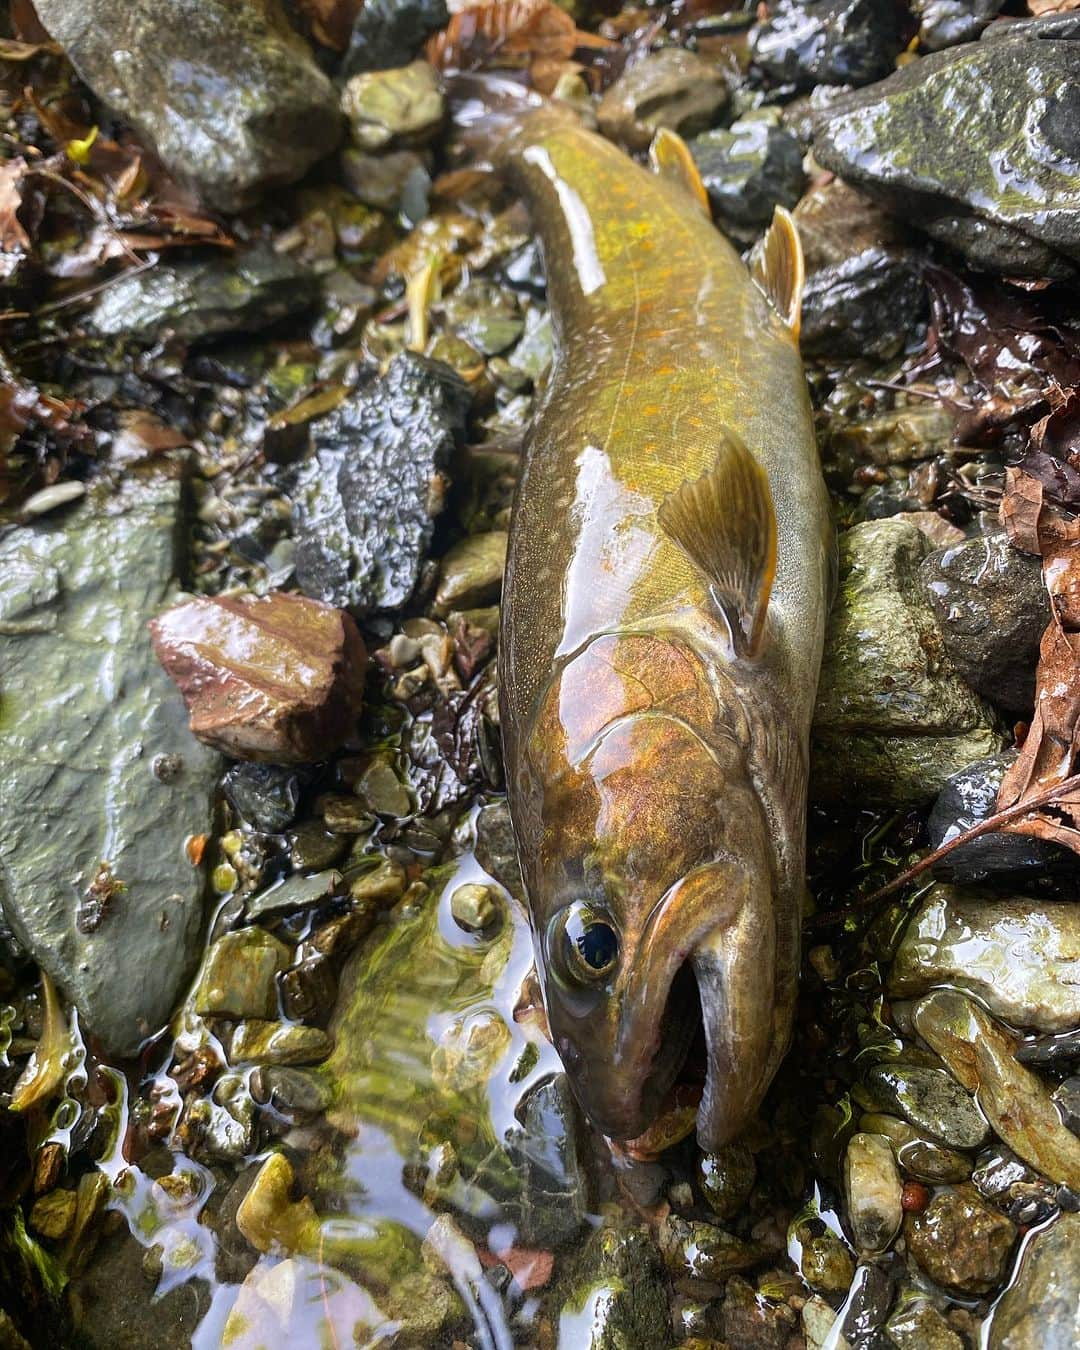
xmin=859 ymin=1112 xmax=972 ymax=1184
xmin=889 ymin=886 xmax=1080 ymax=1033
xmin=88 ymin=248 xmax=319 ymax=345
xmin=0 ymin=464 xmax=219 ymax=1057
xmin=222 ymin=763 xmax=304 ymax=834
xmin=559 ymin=1227 xmax=671 ymax=1350
xmin=987 ymin=1210 xmax=1080 ymax=1350
xmin=659 ymin=1214 xmax=771 ymax=1283
xmin=813 ymin=30 xmax=1080 ymax=277
xmin=886 ymin=1293 xmax=965 ymax=1350
xmin=844 ymin=1132 xmax=902 ymax=1253
xmin=597 ymin=47 xmax=730 ymax=152
xmin=750 ymin=0 xmax=905 ymax=90
xmin=193 ymin=927 xmax=290 ymax=1021
xmin=905 ymin=1186 xmax=1015 ymax=1295
xmin=864 ymin=1062 xmax=989 ymax=1150
xmin=344 ymin=0 xmax=449 ymax=76
xmin=812 ymin=520 xmax=1002 ymax=803
xmin=341 ymin=60 xmax=445 ymax=151
xmin=914 ymin=0 xmax=1004 ymax=51
xmin=690 ymin=111 xmax=805 ymax=239
xmin=32 ymin=0 xmax=342 ymax=210
xmin=433 ymin=532 xmax=507 ymax=615
xmin=150 ymin=592 xmax=367 ymax=764
xmin=291 ymin=352 xmax=469 ymax=612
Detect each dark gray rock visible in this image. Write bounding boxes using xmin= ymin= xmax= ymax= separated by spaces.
xmin=474 ymin=799 xmax=522 ymax=899
xmin=343 ymin=0 xmax=449 ymax=76
xmin=794 ymin=179 xmax=926 ymax=360
xmin=921 ymin=532 xmax=1048 ymax=713
xmin=596 ymin=47 xmax=731 ymax=152
xmin=222 ymin=763 xmax=303 ymax=834
xmin=865 ymin=1062 xmax=989 ymax=1149
xmin=987 ymin=1210 xmax=1080 ymax=1349
xmin=0 ymin=464 xmax=219 ymax=1056
xmin=1017 ymin=1027 xmax=1080 ymax=1070
xmin=1053 ymin=1078 xmax=1080 ymax=1136
xmin=813 ymin=32 xmax=1080 ymax=278
xmin=510 ymin=1073 xmax=589 ymax=1247
xmin=88 ymin=248 xmax=319 ymax=345
xmin=32 ymin=0 xmax=342 ymax=211
xmin=689 ymin=111 xmax=805 ymax=239
xmin=914 ymin=0 xmax=1004 ymax=51
xmin=750 ymin=0 xmax=905 ymax=90
xmin=291 ymin=352 xmax=469 ymax=612
xmin=927 ymin=753 xmax=1072 ymax=885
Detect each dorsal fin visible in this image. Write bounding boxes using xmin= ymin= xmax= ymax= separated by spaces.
xmin=658 ymin=428 xmax=777 ymax=658
xmin=750 ymin=206 xmax=804 ymax=340
xmin=648 ymin=128 xmax=710 ymax=215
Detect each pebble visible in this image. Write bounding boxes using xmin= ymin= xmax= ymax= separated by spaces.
xmin=229 ymin=1020 xmax=333 ymax=1066
xmin=341 ymin=60 xmax=445 ymax=152
xmin=1052 ymin=1078 xmax=1080 ymax=1136
xmin=558 ymin=1226 xmax=670 ymax=1350
xmin=246 ymin=870 xmax=344 ymax=923
xmin=222 ymin=763 xmax=303 ymax=833
xmin=859 ymin=1112 xmax=972 ymax=1184
xmin=596 ymin=47 xmax=730 ymax=152
xmin=150 ymin=592 xmax=367 ymax=764
xmin=356 ymin=759 xmax=412 ymax=817
xmin=914 ymin=991 xmax=1080 ymax=1192
xmin=844 ymin=1132 xmax=903 ymax=1253
xmin=987 ymin=1209 xmax=1080 ymax=1350
xmin=250 ymin=1066 xmax=333 ymax=1117
xmin=698 ymin=1142 xmax=756 ymax=1220
xmin=343 ymin=0 xmax=449 ymax=76
xmin=433 ymin=532 xmax=508 ymax=615
xmin=886 ymin=1293 xmax=965 ymax=1350
xmin=193 ymin=927 xmax=290 ymax=1020
xmin=802 ymin=1295 xmax=839 ymax=1350
xmin=347 ymin=857 xmax=408 ymax=908
xmin=287 ymin=822 xmax=349 ymax=871
xmin=658 ymin=1214 xmax=771 ymax=1283
xmin=863 ymin=1062 xmax=989 ymax=1151
xmin=689 ymin=111 xmax=805 ymax=239
xmin=905 ymin=1186 xmax=1016 ymax=1295
xmin=800 ymin=1231 xmax=855 ymax=1294
xmin=721 ymin=1275 xmax=798 ymax=1350
xmin=449 ymin=882 xmax=501 ymax=933
xmin=889 ymin=887 xmax=1080 ymax=1034
xmin=751 ymin=0 xmax=905 ymax=90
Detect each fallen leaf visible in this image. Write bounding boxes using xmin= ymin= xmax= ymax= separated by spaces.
xmin=0 ymin=157 xmax=30 ymax=258
xmin=427 ymin=0 xmax=614 ymax=74
xmin=111 ymin=409 xmax=189 ymax=463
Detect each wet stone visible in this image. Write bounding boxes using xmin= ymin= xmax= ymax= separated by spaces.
xmin=344 ymin=0 xmax=449 ymax=76
xmin=223 ymin=763 xmax=303 ymax=834
xmin=287 ymin=823 xmax=349 ymax=871
xmin=151 ymin=591 xmax=366 ymax=764
xmin=0 ymin=466 xmax=220 ymax=1057
xmin=698 ymin=1142 xmax=756 ymax=1221
xmin=347 ymin=857 xmax=408 ymax=908
xmin=433 ymin=532 xmax=507 ymax=615
xmin=88 ymin=247 xmax=319 ymax=344
xmin=292 ymin=352 xmax=469 ymax=613
xmin=915 ymin=0 xmax=1004 ymax=51
xmin=251 ymin=1065 xmax=333 ymax=1117
xmin=905 ymin=1186 xmax=1015 ymax=1295
xmin=659 ymin=1215 xmax=770 ymax=1283
xmin=32 ymin=0 xmax=342 ymax=210
xmin=1052 ymin=1078 xmax=1080 ymax=1136
xmin=342 ymin=60 xmax=445 ymax=152
xmin=794 ymin=179 xmax=926 ymax=360
xmin=864 ymin=1063 xmax=989 ymax=1151
xmin=690 ymin=111 xmax=805 ymax=239
xmin=449 ymin=882 xmax=501 ymax=934
xmin=811 ymin=520 xmax=1002 ymax=804
xmin=987 ymin=1209 xmax=1080 ymax=1350
xmin=342 ymin=147 xmax=429 ymax=213
xmin=559 ymin=1227 xmax=671 ymax=1350
xmin=596 ymin=47 xmax=730 ymax=152
xmin=29 ymin=1189 xmax=77 ymax=1242
xmin=800 ymin=1231 xmax=855 ymax=1294
xmin=921 ymin=532 xmax=1049 ymax=713
xmin=802 ymin=1295 xmax=838 ymax=1350
xmin=721 ymin=1275 xmax=799 ymax=1350
xmin=229 ymin=1020 xmax=333 ymax=1066
xmin=442 ymin=283 xmax=523 ymax=356
xmin=812 ymin=31 xmax=1080 ymax=278
xmin=246 ymin=869 xmax=343 ymax=923
xmin=750 ymin=0 xmax=906 ymax=90
xmin=859 ymin=1112 xmax=972 ymax=1184
xmin=193 ymin=928 xmax=290 ymax=1021
xmin=889 ymin=886 xmax=1080 ymax=1034
xmin=834 ymin=1261 xmax=895 ymax=1346
xmin=1018 ymin=1027 xmax=1080 ymax=1071
xmin=926 ymin=754 xmax=1072 ymax=886
xmin=511 ymin=1073 xmax=590 ymax=1247
xmin=475 ymin=800 xmax=524 ymax=899
xmin=356 ymin=759 xmax=412 ymax=817
xmin=844 ymin=1131 xmax=903 ymax=1253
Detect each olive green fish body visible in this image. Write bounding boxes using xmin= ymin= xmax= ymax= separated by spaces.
xmin=498 ymin=115 xmax=832 ymax=1146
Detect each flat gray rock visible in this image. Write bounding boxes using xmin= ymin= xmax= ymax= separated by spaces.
xmin=0 ymin=463 xmax=219 ymax=1056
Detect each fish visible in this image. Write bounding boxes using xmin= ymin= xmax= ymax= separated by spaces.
xmin=477 ymin=84 xmax=834 ymax=1148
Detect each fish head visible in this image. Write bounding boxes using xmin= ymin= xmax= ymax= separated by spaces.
xmin=515 ymin=633 xmax=791 ymax=1149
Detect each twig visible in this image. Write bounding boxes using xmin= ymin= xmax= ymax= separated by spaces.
xmin=805 ymin=770 xmax=1080 ymax=931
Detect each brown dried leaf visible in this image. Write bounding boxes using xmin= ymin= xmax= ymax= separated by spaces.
xmin=294 ymin=0 xmax=363 ymax=50
xmin=426 ymin=0 xmax=613 ymax=73
xmin=0 ymin=157 xmax=30 ymax=256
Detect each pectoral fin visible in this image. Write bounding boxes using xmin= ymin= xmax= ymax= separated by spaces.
xmin=648 ymin=128 xmax=710 ymax=215
xmin=750 ymin=206 xmax=804 ymax=340
xmin=658 ymin=429 xmax=777 ymax=657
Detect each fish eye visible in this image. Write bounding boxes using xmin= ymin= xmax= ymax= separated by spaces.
xmin=557 ymin=902 xmax=620 ymax=984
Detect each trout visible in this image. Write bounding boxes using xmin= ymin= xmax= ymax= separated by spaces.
xmin=486 ymin=90 xmax=834 ymax=1147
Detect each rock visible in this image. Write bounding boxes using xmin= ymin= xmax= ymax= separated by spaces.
xmin=864 ymin=1062 xmax=989 ymax=1150
xmin=844 ymin=1132 xmax=903 ymax=1253
xmin=905 ymin=1186 xmax=1015 ymax=1295
xmin=925 ymin=754 xmax=1071 ymax=886
xmin=813 ymin=31 xmax=1080 ymax=278
xmin=441 ymin=283 xmax=523 ymax=356
xmin=222 ymin=763 xmax=304 ymax=834
xmin=193 ymin=928 xmax=290 ymax=1020
xmin=342 ymin=60 xmax=444 ymax=152
xmin=0 ymin=465 xmax=219 ymax=1057
xmin=88 ymin=248 xmax=318 ymax=345
xmin=29 ymin=1189 xmax=77 ymax=1241
xmin=987 ymin=1209 xmax=1080 ymax=1349
xmin=915 ymin=0 xmax=1004 ymax=51
xmin=811 ymin=521 xmax=1002 ymax=803
xmin=355 ymin=759 xmax=412 ymax=817
xmin=750 ymin=0 xmax=905 ymax=90
xmin=474 ymin=799 xmax=523 ymax=898
xmin=698 ymin=1143 xmax=756 ymax=1221
xmin=689 ymin=110 xmax=805 ymax=240
xmin=510 ymin=1073 xmax=590 ymax=1247
xmin=221 ymin=1257 xmax=386 ymax=1348
xmin=343 ymin=0 xmax=449 ymax=76
xmin=659 ymin=1215 xmax=771 ymax=1283
xmin=829 ymin=405 xmax=957 ymax=468
xmin=886 ymin=1292 xmax=965 ymax=1349
xmin=794 ymin=179 xmax=926 ymax=360
xmin=31 ymin=0 xmax=341 ymax=210
xmin=721 ymin=1275 xmax=799 ymax=1350
xmin=1052 ymin=1077 xmax=1080 ymax=1136
xmin=895 ymin=511 xmax=965 ymax=550
xmin=802 ymin=1295 xmax=840 ymax=1350
xmin=292 ymin=352 xmax=469 ymax=612
xmin=1017 ymin=1027 xmax=1080 ymax=1070
xmin=287 ymin=822 xmax=348 ymax=871
xmin=342 ymin=147 xmax=429 ymax=212
xmin=558 ymin=1226 xmax=671 ymax=1349
xmin=921 ymin=533 xmax=1048 ymax=713
xmin=245 ymin=868 xmax=342 ymax=922
xmin=150 ymin=592 xmax=366 ymax=764
xmin=914 ymin=991 xmax=1080 ymax=1191
xmin=889 ymin=886 xmax=1080 ymax=1034
xmin=229 ymin=1020 xmax=333 ymax=1066
xmin=347 ymin=857 xmax=408 ymax=908
xmin=449 ymin=882 xmax=500 ymax=933
xmin=800 ymin=1232 xmax=856 ymax=1294
xmin=833 ymin=1261 xmax=895 ymax=1345
xmin=596 ymin=47 xmax=730 ymax=152
xmin=859 ymin=1113 xmax=972 ymax=1184
xmin=251 ymin=1065 xmax=333 ymax=1117
xmin=433 ymin=532 xmax=507 ymax=615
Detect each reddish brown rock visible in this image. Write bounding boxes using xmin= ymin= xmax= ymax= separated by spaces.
xmin=150 ymin=593 xmax=366 ymax=763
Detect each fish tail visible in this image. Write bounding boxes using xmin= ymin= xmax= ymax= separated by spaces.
xmin=443 ymin=71 xmax=575 ymax=168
